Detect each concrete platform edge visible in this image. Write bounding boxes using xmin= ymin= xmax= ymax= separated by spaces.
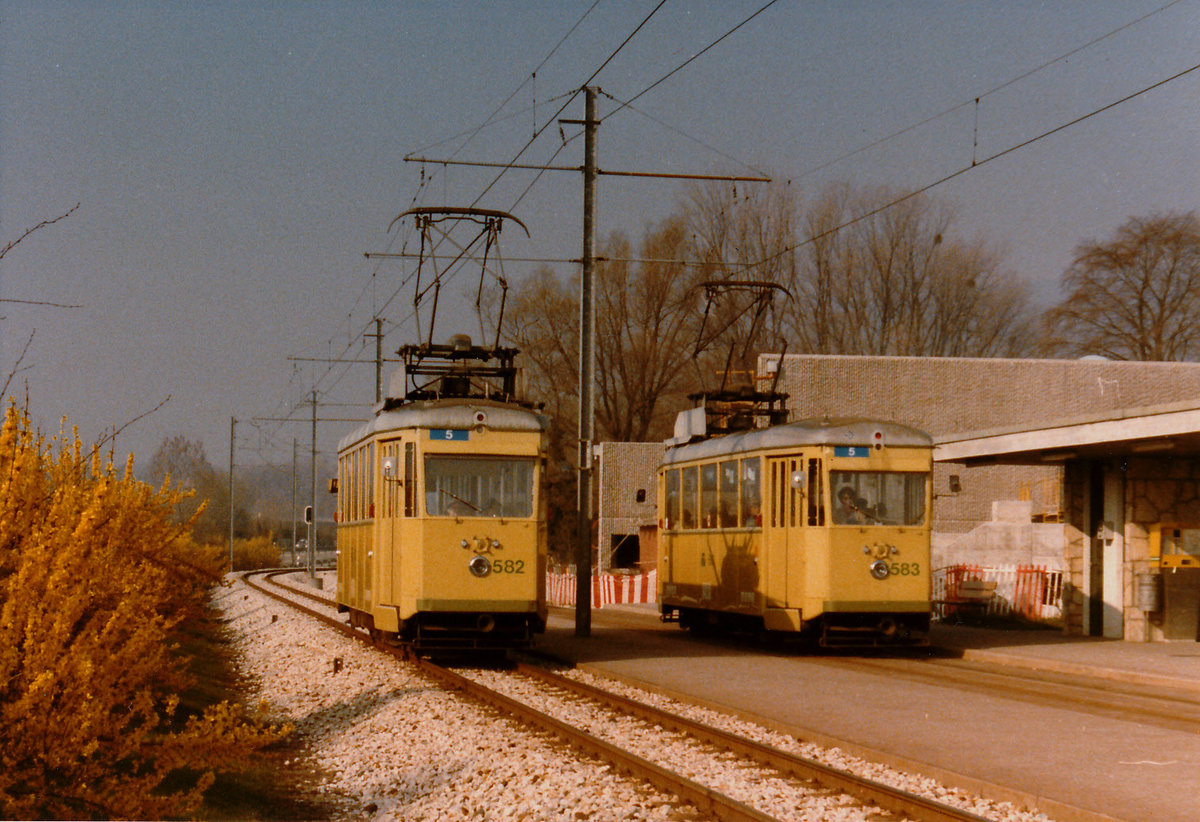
xmin=951 ymin=646 xmax=1200 ymax=695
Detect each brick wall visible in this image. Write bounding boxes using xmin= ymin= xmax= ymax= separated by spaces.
xmin=770 ymin=354 xmax=1200 ymax=537
xmin=596 ymin=442 xmax=664 ymax=570
xmin=770 ymin=354 xmax=1200 ymax=435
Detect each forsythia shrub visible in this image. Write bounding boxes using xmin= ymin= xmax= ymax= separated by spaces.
xmin=0 ymin=405 xmax=286 ymax=820
xmin=231 ymin=533 xmax=282 ymax=571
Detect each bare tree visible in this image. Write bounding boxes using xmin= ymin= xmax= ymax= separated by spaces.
xmin=503 ymin=226 xmax=701 ymax=561
xmin=1 ymin=204 xmax=83 ymax=397
xmin=144 ymin=436 xmax=257 ymax=543
xmin=596 ymin=218 xmax=702 ymax=441
xmin=791 ymin=184 xmax=1034 ymax=357
xmin=504 ymin=264 xmax=581 ymax=425
xmin=505 ymin=219 xmax=702 ymax=444
xmin=681 ymin=180 xmax=798 ymax=379
xmin=1042 ymin=212 xmax=1200 ymax=361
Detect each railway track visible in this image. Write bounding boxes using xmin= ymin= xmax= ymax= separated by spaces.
xmin=245 ymin=570 xmax=1010 ymax=822
xmin=602 ymin=604 xmax=1200 ymax=736
xmin=466 ymin=662 xmax=996 ymax=822
xmin=801 ymin=653 xmax=1200 ymax=735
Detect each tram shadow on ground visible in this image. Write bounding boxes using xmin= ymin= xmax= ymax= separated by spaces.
xmin=928 ymin=619 xmax=1090 ymax=653
xmin=538 ymin=605 xmax=1066 ymax=665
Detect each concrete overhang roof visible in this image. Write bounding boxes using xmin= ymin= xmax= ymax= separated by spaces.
xmin=934 ymin=399 xmax=1200 ymax=465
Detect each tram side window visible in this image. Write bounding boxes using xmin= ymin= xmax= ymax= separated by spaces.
xmin=337 ymin=456 xmax=346 ymax=522
xmin=379 ymin=441 xmax=402 ymax=519
xmin=719 ymin=461 xmax=738 ymax=527
xmin=355 ymin=448 xmax=364 ymax=518
xmin=404 ymin=442 xmax=417 ymax=517
xmin=741 ymin=458 xmax=761 ymax=527
xmin=681 ymin=466 xmax=698 ymax=529
xmin=341 ymin=452 xmax=351 ymax=521
xmin=664 ymin=469 xmax=680 ymax=530
xmin=700 ymin=463 xmax=718 ymax=528
xmin=366 ymin=442 xmax=374 ymax=518
xmin=378 ymin=444 xmax=391 ymax=518
xmin=353 ymin=447 xmax=361 ymax=521
xmin=349 ymin=448 xmax=359 ymax=521
xmin=807 ymin=459 xmax=824 ymax=526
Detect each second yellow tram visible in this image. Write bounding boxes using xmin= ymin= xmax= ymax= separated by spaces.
xmin=658 ymin=418 xmax=933 ymax=646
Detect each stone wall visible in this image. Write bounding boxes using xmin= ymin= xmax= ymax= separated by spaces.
xmin=1061 ymin=457 xmax=1200 ymax=640
xmin=1125 ymin=455 xmax=1200 ymax=641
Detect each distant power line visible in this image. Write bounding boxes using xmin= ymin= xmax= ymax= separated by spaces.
xmin=795 ymin=0 xmax=1190 ymax=180
xmin=748 ymin=56 xmax=1200 ymax=274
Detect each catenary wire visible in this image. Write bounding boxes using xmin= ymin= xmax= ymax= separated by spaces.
xmin=795 ymin=0 xmax=1189 ymax=180
xmin=745 ymin=58 xmax=1200 ymax=275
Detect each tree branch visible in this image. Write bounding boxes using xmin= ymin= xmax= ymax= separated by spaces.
xmin=0 ymin=203 xmax=80 ymax=262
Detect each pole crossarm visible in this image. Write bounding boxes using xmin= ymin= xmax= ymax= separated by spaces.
xmin=365 ymin=251 xmax=755 ymax=267
xmin=403 ymin=155 xmax=769 ymax=183
xmin=287 ymin=357 xmax=400 ymax=364
xmin=252 ymin=417 xmax=367 ymax=423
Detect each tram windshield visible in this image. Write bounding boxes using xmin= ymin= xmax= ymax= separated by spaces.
xmin=424 ymin=456 xmax=535 ymax=517
xmin=830 ymin=471 xmax=926 ymax=526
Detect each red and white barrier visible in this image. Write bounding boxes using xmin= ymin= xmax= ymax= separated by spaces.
xmin=546 ymin=569 xmax=657 ymax=608
xmin=931 ymin=563 xmax=1063 ymax=622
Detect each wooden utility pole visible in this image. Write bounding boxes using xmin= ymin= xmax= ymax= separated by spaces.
xmin=400 ymin=89 xmax=769 ymax=638
xmin=291 ymin=438 xmax=298 ymax=566
xmin=228 ymin=417 xmax=236 ymax=570
xmin=574 ymin=86 xmax=598 ymax=637
xmin=309 ymin=390 xmax=318 ymax=586
xmin=368 ymin=318 xmax=384 ymax=403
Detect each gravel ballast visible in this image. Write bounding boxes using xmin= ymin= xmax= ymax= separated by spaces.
xmin=213 ymin=573 xmax=1054 ymax=821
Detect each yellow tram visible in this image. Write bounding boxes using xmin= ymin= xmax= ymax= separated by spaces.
xmin=334 ymin=339 xmax=549 ymax=653
xmin=658 ymin=415 xmax=933 ymax=647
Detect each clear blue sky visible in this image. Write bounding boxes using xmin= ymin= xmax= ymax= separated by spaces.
xmin=2 ymin=0 xmax=1197 ymax=471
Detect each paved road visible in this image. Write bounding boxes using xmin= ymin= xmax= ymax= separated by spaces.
xmin=536 ymin=606 xmax=1200 ymax=822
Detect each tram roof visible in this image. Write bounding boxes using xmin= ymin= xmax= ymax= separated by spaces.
xmin=338 ymin=399 xmax=549 ymax=452
xmin=661 ymin=418 xmax=932 ymax=466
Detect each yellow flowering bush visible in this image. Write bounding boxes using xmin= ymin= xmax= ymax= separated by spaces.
xmin=0 ymin=405 xmax=284 ymax=819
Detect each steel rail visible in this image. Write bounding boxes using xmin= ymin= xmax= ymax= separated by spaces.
xmin=822 ymin=654 xmax=1200 ymax=733
xmin=243 ymin=569 xmax=355 ymax=637
xmin=243 ymin=570 xmax=775 ymax=820
xmin=515 ymin=663 xmax=993 ymax=822
xmin=413 ymin=658 xmax=778 ymax=822
xmin=261 ymin=569 xmax=337 ymax=610
xmin=242 ymin=570 xmax=985 ymax=822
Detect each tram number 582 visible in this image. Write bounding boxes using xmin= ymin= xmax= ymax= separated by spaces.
xmin=491 ymin=559 xmax=526 ymax=575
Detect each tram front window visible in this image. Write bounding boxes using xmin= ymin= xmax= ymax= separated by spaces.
xmin=830 ymin=471 xmax=926 ymax=526
xmin=425 ymin=456 xmax=534 ymax=517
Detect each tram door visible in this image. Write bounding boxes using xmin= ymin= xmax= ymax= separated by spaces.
xmin=764 ymin=455 xmax=804 ymax=610
xmin=377 ymin=440 xmax=405 ymax=604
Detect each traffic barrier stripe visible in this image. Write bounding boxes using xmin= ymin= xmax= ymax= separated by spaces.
xmin=546 ymin=569 xmax=658 ymax=608
xmin=931 ymin=564 xmax=1064 ymax=622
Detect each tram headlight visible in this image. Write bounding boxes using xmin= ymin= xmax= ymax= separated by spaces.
xmin=469 ymin=555 xmax=492 ymax=578
xmin=869 ymin=559 xmax=890 ymax=580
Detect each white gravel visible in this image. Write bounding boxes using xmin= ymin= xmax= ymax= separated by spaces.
xmin=213 ymin=572 xmax=1056 ymax=821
